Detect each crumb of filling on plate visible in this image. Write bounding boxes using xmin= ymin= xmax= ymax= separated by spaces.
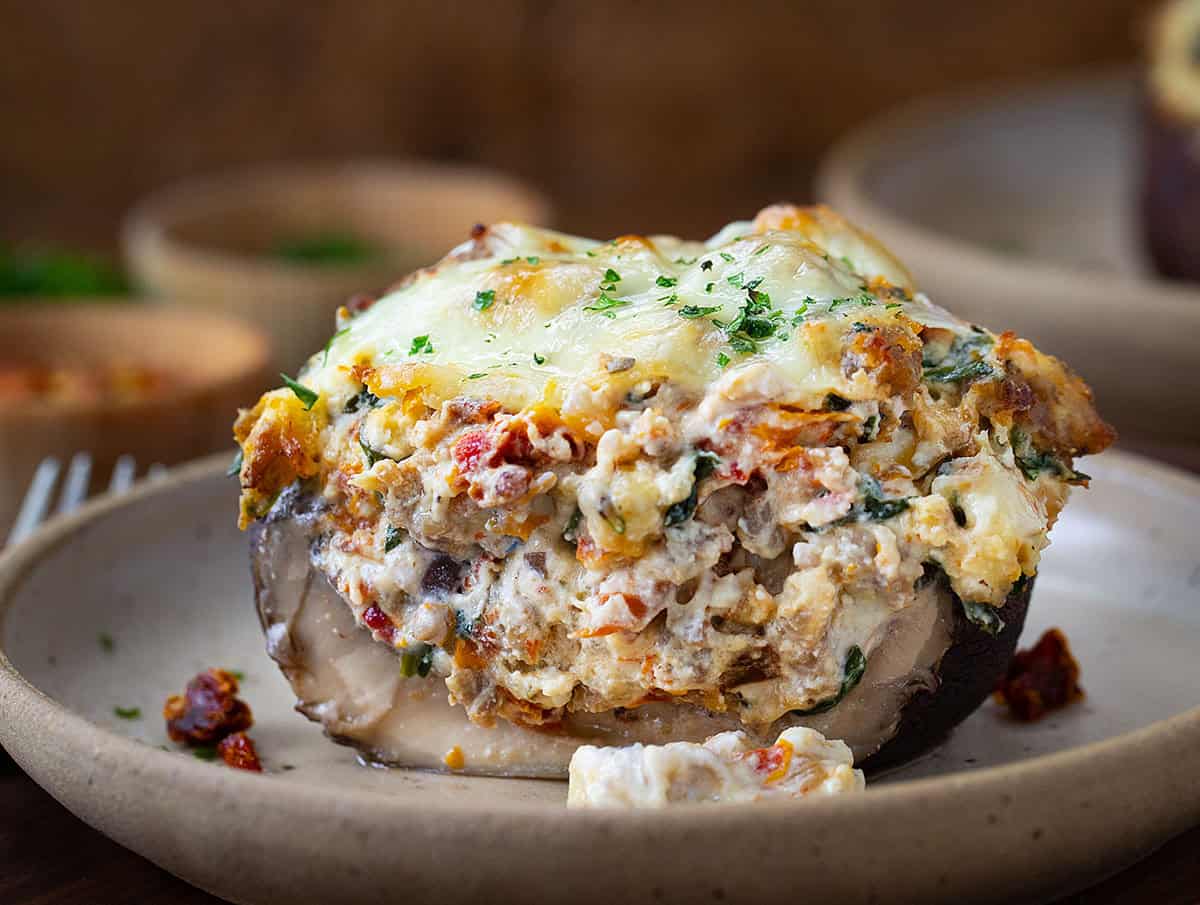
xmin=567 ymin=726 xmax=864 ymax=807
xmin=993 ymin=627 xmax=1084 ymax=722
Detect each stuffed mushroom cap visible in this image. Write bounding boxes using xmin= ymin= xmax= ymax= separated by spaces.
xmin=235 ymin=204 xmax=1113 ymax=775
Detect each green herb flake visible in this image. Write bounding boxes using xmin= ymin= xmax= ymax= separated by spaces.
xmin=824 ymin=393 xmax=852 ymax=411
xmin=98 ymin=633 xmax=115 ymax=653
xmin=583 ymin=293 xmax=630 ymax=318
xmin=400 ymin=644 xmax=435 ymax=678
xmin=674 ymin=256 xmax=697 ymax=265
xmin=664 ymin=451 xmax=721 ymax=527
xmin=280 ymin=373 xmax=319 ymax=410
xmin=716 ymin=352 xmax=731 ymax=368
xmin=526 ymin=256 xmax=540 ymax=264
xmin=359 ymin=438 xmax=387 ymax=467
xmin=409 ymin=334 xmax=434 ymax=355
xmin=727 ymin=271 xmax=744 ymax=288
xmin=466 ymin=372 xmax=487 ymax=380
xmin=701 ymin=260 xmax=713 ymax=271
xmin=533 ymin=352 xmax=546 ymax=365
xmin=603 ymin=267 xmax=621 ymax=284
xmin=792 ymin=645 xmax=867 ymax=715
xmin=678 ymin=304 xmax=722 ymax=320
xmin=562 ymin=507 xmax=583 ymax=544
xmin=322 ymin=326 xmax=351 ymax=366
xmin=113 ymin=705 xmax=141 ymax=720
xmin=499 ymin=257 xmax=518 ymax=266
xmin=705 ymin=282 xmax=715 ymax=293
xmin=226 ymin=448 xmax=243 ymax=479
xmin=655 ymin=275 xmax=678 ymax=288
xmin=473 ymin=290 xmax=496 ymax=312
xmin=961 ymin=599 xmax=1006 ymax=636
xmin=719 ymin=252 xmax=735 ymax=263
xmin=384 ymin=524 xmax=404 ymax=552
xmin=752 ymin=244 xmax=771 ymax=256
xmin=658 ymin=293 xmax=679 ymax=305
xmin=193 ymin=746 xmax=219 ymax=761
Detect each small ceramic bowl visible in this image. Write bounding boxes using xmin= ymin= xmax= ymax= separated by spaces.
xmin=122 ymin=160 xmax=553 ymax=371
xmin=0 ymin=303 xmax=271 ymax=534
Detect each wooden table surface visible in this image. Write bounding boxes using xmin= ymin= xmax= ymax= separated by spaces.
xmin=1 ymin=750 xmax=1197 ymax=903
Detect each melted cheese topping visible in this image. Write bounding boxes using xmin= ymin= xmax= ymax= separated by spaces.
xmin=567 ymin=727 xmax=865 ymax=807
xmin=305 ymin=205 xmax=961 ymax=414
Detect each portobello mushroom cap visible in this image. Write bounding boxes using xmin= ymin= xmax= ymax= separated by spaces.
xmin=251 ymin=486 xmax=1030 ymax=777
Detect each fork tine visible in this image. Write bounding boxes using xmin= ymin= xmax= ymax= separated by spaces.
xmin=55 ymin=452 xmax=93 ymax=516
xmin=108 ymin=454 xmax=137 ymax=495
xmin=7 ymin=457 xmax=61 ymax=546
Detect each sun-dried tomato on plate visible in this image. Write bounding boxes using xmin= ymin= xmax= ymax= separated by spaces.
xmin=994 ymin=628 xmax=1083 ymax=721
xmin=163 ymin=668 xmax=253 ymax=746
xmin=216 ymin=731 xmax=263 ymax=772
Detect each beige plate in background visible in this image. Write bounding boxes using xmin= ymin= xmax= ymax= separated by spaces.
xmin=817 ymin=70 xmax=1200 ymax=468
xmin=0 ymin=452 xmax=1198 ymax=904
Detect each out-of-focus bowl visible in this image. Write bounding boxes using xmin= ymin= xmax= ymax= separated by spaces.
xmin=122 ymin=160 xmax=553 ymax=372
xmin=817 ymin=70 xmax=1200 ymax=468
xmin=0 ymin=303 xmax=270 ymax=534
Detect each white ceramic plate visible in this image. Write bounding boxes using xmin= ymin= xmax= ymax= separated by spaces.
xmin=817 ymin=70 xmax=1200 ymax=467
xmin=1 ymin=452 xmax=1198 ymax=905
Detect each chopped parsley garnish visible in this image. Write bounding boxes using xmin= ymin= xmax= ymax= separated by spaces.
xmin=526 ymin=255 xmax=540 ymax=264
xmin=839 ymin=255 xmax=856 ymax=272
xmin=192 ymin=746 xmax=218 ymax=761
xmin=753 ymin=244 xmax=771 ymax=256
xmin=499 ymin=257 xmax=517 ymax=265
xmin=719 ymin=251 xmax=735 ymax=263
xmin=674 ymin=256 xmax=697 ymax=265
xmin=824 ymin=393 xmax=852 ymax=411
xmin=655 ymin=275 xmax=678 ymax=288
xmin=583 ymin=293 xmax=630 ymax=318
xmin=716 ymin=352 xmax=731 ymax=368
xmin=409 ymin=334 xmax=434 ymax=355
xmin=700 ymin=260 xmax=713 ymax=271
xmin=322 ymin=326 xmax=350 ymax=366
xmin=791 ymin=302 xmax=810 ymax=325
xmin=658 ymin=293 xmax=679 ymax=304
xmin=98 ymin=633 xmax=115 ymax=653
xmin=603 ymin=267 xmax=621 ymax=284
xmin=473 ymin=289 xmax=496 ymax=311
xmin=678 ymin=304 xmax=722 ymax=319
xmin=114 ymin=706 xmax=141 ymax=720
xmin=885 ymin=302 xmax=903 ymax=311
xmin=727 ymin=271 xmax=744 ymax=287
xmin=226 ymin=449 xmax=243 ymax=478
xmin=280 ymin=373 xmax=319 ymax=410
xmin=664 ymin=451 xmax=721 ymax=527
xmin=792 ymin=646 xmax=867 ymax=715
xmin=704 ymin=282 xmax=715 ymax=293
xmin=384 ymin=524 xmax=403 ymax=552
xmin=828 ymin=298 xmax=849 ymax=312
xmin=466 ymin=372 xmax=487 ymax=379
xmin=835 ymin=475 xmax=909 ymax=524
xmin=533 ymin=352 xmax=546 ymax=365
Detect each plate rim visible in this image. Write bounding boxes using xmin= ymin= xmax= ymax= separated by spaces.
xmin=816 ymin=66 xmax=1200 ymax=320
xmin=0 ymin=447 xmax=1196 ymax=823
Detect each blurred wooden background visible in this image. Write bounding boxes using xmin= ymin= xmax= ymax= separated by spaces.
xmin=2 ymin=0 xmax=1154 ymax=246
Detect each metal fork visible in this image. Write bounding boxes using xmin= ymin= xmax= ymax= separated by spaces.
xmin=6 ymin=454 xmax=168 ymax=547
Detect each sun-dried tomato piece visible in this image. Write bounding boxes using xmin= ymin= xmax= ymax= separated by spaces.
xmin=163 ymin=668 xmax=254 ymax=745
xmin=994 ymin=628 xmax=1083 ymax=721
xmin=217 ymin=731 xmax=263 ymax=772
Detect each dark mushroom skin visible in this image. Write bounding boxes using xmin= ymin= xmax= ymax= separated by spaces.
xmin=251 ymin=486 xmax=1032 ymax=775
